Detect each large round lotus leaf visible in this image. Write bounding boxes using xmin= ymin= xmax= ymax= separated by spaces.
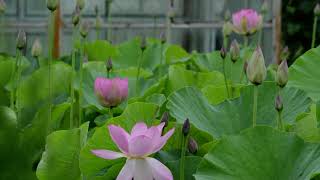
xmin=288 ymin=46 xmax=320 ymax=101
xmin=167 ymin=82 xmax=310 ymax=138
xmin=195 ymin=126 xmax=320 ymax=180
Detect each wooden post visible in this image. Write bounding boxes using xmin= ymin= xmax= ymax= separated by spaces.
xmin=53 ymin=2 xmax=61 ymax=59
xmin=273 ymin=0 xmax=282 ymax=64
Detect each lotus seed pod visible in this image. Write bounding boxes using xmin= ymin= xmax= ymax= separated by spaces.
xmin=182 ymin=118 xmax=190 ymax=137
xmin=160 ymin=111 xmax=169 ymax=128
xmin=276 ymin=60 xmax=288 ymax=88
xmin=275 ymin=94 xmax=283 ymax=112
xmin=46 ymin=0 xmax=58 ymax=11
xmin=72 ymin=5 xmax=80 ymax=26
xmin=314 ymin=3 xmax=320 ymax=17
xmin=16 ymin=30 xmax=26 ymax=50
xmin=106 ymin=58 xmax=112 ymax=72
xmin=230 ymin=39 xmax=240 ymax=63
xmin=220 ymin=47 xmax=226 ymax=59
xmin=188 ymin=137 xmax=198 ymax=154
xmin=0 ymin=0 xmax=6 ymax=14
xmin=80 ymin=21 xmax=90 ymax=38
xmin=246 ymin=46 xmax=267 ymax=85
xmin=223 ymin=21 xmax=233 ymax=37
xmin=31 ymin=38 xmax=42 ymax=57
xmin=76 ymin=0 xmax=85 ymax=10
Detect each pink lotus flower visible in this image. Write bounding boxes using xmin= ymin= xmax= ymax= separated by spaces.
xmin=232 ymin=9 xmax=262 ymax=35
xmin=94 ymin=77 xmax=128 ymax=107
xmin=91 ymin=122 xmax=175 ymax=180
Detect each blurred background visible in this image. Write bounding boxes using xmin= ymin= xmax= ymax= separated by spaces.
xmin=0 ymin=0 xmax=317 ymax=64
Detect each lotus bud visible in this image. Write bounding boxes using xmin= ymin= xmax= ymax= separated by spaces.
xmin=182 ymin=118 xmax=190 ymax=137
xmin=31 ymin=38 xmax=42 ymax=57
xmin=160 ymin=111 xmax=169 ymax=128
xmin=314 ymin=3 xmax=320 ymax=17
xmin=232 ymin=9 xmax=262 ymax=35
xmin=0 ymin=0 xmax=6 ymax=14
xmin=230 ymin=40 xmax=240 ymax=63
xmin=224 ymin=10 xmax=231 ymax=21
xmin=188 ymin=137 xmax=198 ymax=154
xmin=220 ymin=47 xmax=226 ymax=59
xmin=222 ymin=22 xmax=233 ymax=37
xmin=80 ymin=20 xmax=90 ymax=38
xmin=275 ymin=94 xmax=283 ymax=112
xmin=276 ymin=60 xmax=288 ymax=88
xmin=106 ymin=58 xmax=112 ymax=72
xmin=261 ymin=0 xmax=268 ymax=15
xmin=72 ymin=5 xmax=80 ymax=26
xmin=94 ymin=77 xmax=128 ymax=107
xmin=280 ymin=46 xmax=290 ymax=61
xmin=16 ymin=30 xmax=26 ymax=50
xmin=168 ymin=6 xmax=175 ymax=20
xmin=141 ymin=36 xmax=147 ymax=50
xmin=46 ymin=0 xmax=58 ymax=12
xmin=76 ymin=0 xmax=85 ymax=10
xmin=246 ymin=46 xmax=267 ymax=85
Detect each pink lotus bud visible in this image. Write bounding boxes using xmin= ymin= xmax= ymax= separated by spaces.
xmin=230 ymin=39 xmax=240 ymax=63
xmin=232 ymin=9 xmax=262 ymax=36
xmin=188 ymin=137 xmax=198 ymax=154
xmin=94 ymin=77 xmax=128 ymax=107
xmin=276 ymin=60 xmax=288 ymax=88
xmin=246 ymin=46 xmax=267 ymax=85
xmin=31 ymin=38 xmax=42 ymax=58
xmin=275 ymin=94 xmax=283 ymax=112
xmin=220 ymin=47 xmax=226 ymax=59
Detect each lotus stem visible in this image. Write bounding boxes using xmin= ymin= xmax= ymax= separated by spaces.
xmin=135 ymin=52 xmax=143 ymax=96
xmin=252 ymin=85 xmax=259 ymax=127
xmin=244 ymin=36 xmax=249 ymax=47
xmin=79 ymin=37 xmax=85 ymax=127
xmin=223 ymin=35 xmax=229 ymax=49
xmin=10 ymin=51 xmax=19 ymax=110
xmin=179 ymin=135 xmax=188 ymax=180
xmin=222 ymin=58 xmax=230 ymax=98
xmin=48 ymin=11 xmax=55 ymax=127
xmin=106 ymin=1 xmax=112 ymax=42
xmin=70 ymin=28 xmax=76 ymax=129
xmin=312 ymin=16 xmax=318 ymax=48
xmin=277 ymin=110 xmax=283 ymax=131
xmin=16 ymin=50 xmax=22 ymax=122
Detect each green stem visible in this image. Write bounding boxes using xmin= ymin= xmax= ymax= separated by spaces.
xmin=70 ymin=28 xmax=77 ymax=129
xmin=48 ymin=11 xmax=55 ymax=127
xmin=109 ymin=107 xmax=113 ymax=118
xmin=223 ymin=35 xmax=229 ymax=49
xmin=107 ymin=1 xmax=112 ymax=42
xmin=135 ymin=51 xmax=143 ymax=96
xmin=230 ymin=64 xmax=234 ymax=98
xmin=312 ymin=16 xmax=318 ymax=48
xmin=252 ymin=85 xmax=259 ymax=127
xmin=244 ymin=36 xmax=249 ymax=47
xmin=179 ymin=135 xmax=187 ymax=180
xmin=222 ymin=59 xmax=230 ymax=98
xmin=258 ymin=15 xmax=265 ymax=45
xmin=277 ymin=111 xmax=283 ymax=131
xmin=10 ymin=50 xmax=19 ymax=110
xmin=16 ymin=50 xmax=22 ymax=122
xmin=79 ymin=37 xmax=85 ymax=127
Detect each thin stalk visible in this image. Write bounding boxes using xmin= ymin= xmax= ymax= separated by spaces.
xmin=179 ymin=135 xmax=188 ymax=180
xmin=258 ymin=15 xmax=265 ymax=45
xmin=222 ymin=59 xmax=230 ymax=98
xmin=48 ymin=11 xmax=55 ymax=126
xmin=312 ymin=16 xmax=318 ymax=48
xmin=70 ymin=28 xmax=77 ymax=129
xmin=96 ymin=19 xmax=100 ymax=40
xmin=223 ymin=35 xmax=229 ymax=49
xmin=135 ymin=52 xmax=143 ymax=96
xmin=16 ymin=50 xmax=22 ymax=122
xmin=10 ymin=50 xmax=19 ymax=110
xmin=239 ymin=69 xmax=245 ymax=84
xmin=244 ymin=36 xmax=249 ymax=47
xmin=107 ymin=1 xmax=112 ymax=41
xmin=109 ymin=107 xmax=113 ymax=118
xmin=78 ymin=37 xmax=85 ymax=127
xmin=252 ymin=85 xmax=259 ymax=127
xmin=230 ymin=64 xmax=234 ymax=98
xmin=277 ymin=111 xmax=283 ymax=131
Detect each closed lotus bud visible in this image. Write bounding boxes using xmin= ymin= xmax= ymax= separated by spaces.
xmin=141 ymin=36 xmax=147 ymax=50
xmin=246 ymin=46 xmax=267 ymax=85
xmin=16 ymin=30 xmax=26 ymax=50
xmin=275 ymin=94 xmax=283 ymax=112
xmin=314 ymin=3 xmax=320 ymax=17
xmin=276 ymin=60 xmax=288 ymax=88
xmin=220 ymin=47 xmax=226 ymax=59
xmin=188 ymin=137 xmax=198 ymax=154
xmin=160 ymin=111 xmax=169 ymax=128
xmin=224 ymin=10 xmax=231 ymax=21
xmin=0 ymin=0 xmax=6 ymax=14
xmin=94 ymin=77 xmax=128 ymax=107
xmin=232 ymin=9 xmax=262 ymax=36
xmin=72 ymin=5 xmax=80 ymax=26
xmin=168 ymin=6 xmax=175 ymax=19
xmin=223 ymin=22 xmax=233 ymax=37
xmin=80 ymin=21 xmax=90 ymax=38
xmin=76 ymin=0 xmax=85 ymax=10
xmin=46 ymin=0 xmax=58 ymax=11
xmin=230 ymin=40 xmax=240 ymax=63
xmin=280 ymin=46 xmax=290 ymax=61
xmin=31 ymin=38 xmax=42 ymax=57
xmin=182 ymin=118 xmax=190 ymax=137
xmin=106 ymin=58 xmax=112 ymax=72
xmin=261 ymin=0 xmax=268 ymax=15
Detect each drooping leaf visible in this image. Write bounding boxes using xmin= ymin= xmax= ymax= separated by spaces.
xmin=195 ymin=126 xmax=320 ymax=180
xmin=84 ymin=40 xmax=117 ymax=61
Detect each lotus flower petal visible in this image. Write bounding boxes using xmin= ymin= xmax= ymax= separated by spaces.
xmin=108 ymin=125 xmax=130 ymax=154
xmin=146 ymin=157 xmax=174 ymax=180
xmin=91 ymin=150 xmax=125 ymax=160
